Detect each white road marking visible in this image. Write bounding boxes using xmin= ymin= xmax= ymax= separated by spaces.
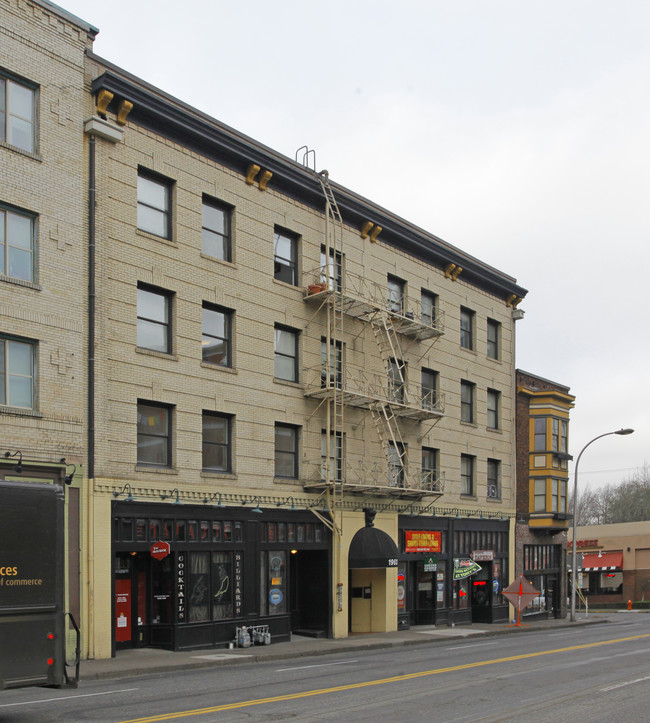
xmin=445 ymin=642 xmax=499 ymax=650
xmin=0 ymin=688 xmax=139 ymax=708
xmin=276 ymin=659 xmax=359 ymax=672
xmin=600 ymin=674 xmax=650 ymax=692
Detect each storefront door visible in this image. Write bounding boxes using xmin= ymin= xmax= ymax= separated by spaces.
xmin=114 ymin=552 xmax=149 ymax=649
xmin=471 ymin=563 xmax=492 ymax=623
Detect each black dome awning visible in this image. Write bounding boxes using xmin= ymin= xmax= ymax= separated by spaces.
xmin=349 ymin=526 xmax=399 ymax=569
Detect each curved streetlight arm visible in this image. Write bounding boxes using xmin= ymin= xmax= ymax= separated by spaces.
xmin=570 ymin=428 xmax=634 ymax=622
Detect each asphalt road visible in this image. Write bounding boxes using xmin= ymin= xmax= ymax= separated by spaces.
xmin=1 ymin=616 xmax=649 ymax=722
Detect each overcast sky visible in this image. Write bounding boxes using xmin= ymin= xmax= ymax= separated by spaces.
xmin=61 ymin=0 xmax=648 ymax=491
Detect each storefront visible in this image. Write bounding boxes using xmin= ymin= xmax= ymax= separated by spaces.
xmin=112 ymin=501 xmax=331 ymax=652
xmin=397 ymin=516 xmax=510 ymax=628
xmin=521 ymin=543 xmax=564 ymax=619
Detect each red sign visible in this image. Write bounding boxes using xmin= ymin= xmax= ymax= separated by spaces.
xmin=471 ymin=550 xmax=494 ymax=562
xmin=568 ymin=539 xmax=598 ymax=548
xmin=151 ymin=541 xmax=170 ymax=560
xmin=404 ymin=530 xmax=441 ymax=553
xmin=115 ymin=578 xmax=131 ymax=642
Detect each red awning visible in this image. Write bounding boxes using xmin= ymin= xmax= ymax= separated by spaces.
xmin=581 ymin=552 xmax=623 ymax=572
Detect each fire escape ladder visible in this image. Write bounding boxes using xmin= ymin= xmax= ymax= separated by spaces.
xmin=370 ymin=402 xmax=411 ymax=489
xmin=317 ymin=172 xmax=345 ymax=514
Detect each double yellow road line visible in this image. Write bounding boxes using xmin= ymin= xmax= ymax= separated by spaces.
xmin=120 ymin=633 xmax=650 ymax=722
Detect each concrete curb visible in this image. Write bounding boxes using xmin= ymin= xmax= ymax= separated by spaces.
xmin=79 ymin=617 xmax=610 ymax=682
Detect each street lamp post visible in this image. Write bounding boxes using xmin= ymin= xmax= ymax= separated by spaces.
xmin=570 ymin=428 xmax=634 ymax=622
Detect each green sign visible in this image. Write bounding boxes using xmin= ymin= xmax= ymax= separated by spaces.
xmin=453 ymin=557 xmax=482 ymax=580
xmin=423 ymin=555 xmax=437 ymax=572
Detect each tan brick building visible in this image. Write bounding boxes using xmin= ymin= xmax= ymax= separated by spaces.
xmin=2 ymin=0 xmax=528 ymax=660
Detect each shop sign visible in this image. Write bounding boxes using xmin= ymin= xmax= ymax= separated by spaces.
xmin=269 ymin=588 xmax=283 ymax=606
xmin=568 ymin=539 xmax=598 ymax=548
xmin=233 ymin=552 xmax=243 ymax=617
xmin=471 ymin=550 xmax=494 ymax=562
xmin=423 ymin=555 xmax=437 ymax=572
xmin=150 ymin=541 xmax=170 ymax=560
xmin=404 ymin=530 xmax=441 ymax=553
xmin=177 ymin=552 xmax=186 ymax=622
xmin=453 ymin=557 xmax=482 ymax=580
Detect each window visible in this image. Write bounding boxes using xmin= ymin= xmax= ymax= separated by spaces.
xmin=321 ymin=431 xmax=342 ymax=482
xmin=0 ymin=206 xmax=35 ymax=282
xmin=461 ymin=454 xmax=475 ymax=496
xmin=460 ymin=307 xmax=474 ymax=350
xmin=321 ymin=337 xmax=342 ymax=388
xmin=274 ymin=325 xmax=298 ymax=382
xmin=487 ymin=319 xmax=500 ymax=360
xmin=460 ymin=380 xmax=475 ymax=423
xmin=534 ymin=418 xmax=546 ymax=451
xmin=534 ymin=479 xmax=546 ymax=511
xmin=202 ymin=303 xmax=232 ymax=367
xmin=137 ymin=402 xmax=172 ymax=467
xmin=422 ymin=447 xmax=438 ymax=489
xmin=274 ymin=228 xmax=298 ymax=285
xmin=388 ymin=358 xmax=406 ymax=403
xmin=137 ymin=284 xmax=172 ymax=353
xmin=487 ymin=459 xmax=500 ymax=499
xmin=202 ymin=197 xmax=232 ymax=261
xmin=388 ymin=442 xmax=405 ymax=487
xmin=487 ymin=388 xmax=500 ymax=429
xmin=421 ymin=290 xmax=437 ymax=327
xmin=137 ymin=170 xmax=172 ymax=238
xmin=421 ymin=368 xmax=438 ymax=410
xmin=0 ymin=75 xmax=36 ymax=152
xmin=320 ymin=245 xmax=342 ymax=291
xmin=275 ymin=423 xmax=299 ymax=478
xmin=0 ymin=335 xmax=36 ymax=409
xmin=387 ymin=275 xmax=405 ymax=314
xmin=202 ymin=412 xmax=231 ymax=472
xmin=552 ymin=418 xmax=568 ymax=453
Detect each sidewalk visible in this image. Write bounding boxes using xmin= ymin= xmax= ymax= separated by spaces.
xmin=80 ymin=614 xmax=610 ymax=682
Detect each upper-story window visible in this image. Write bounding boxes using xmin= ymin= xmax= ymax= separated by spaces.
xmin=461 ymin=454 xmax=475 ymax=496
xmin=421 ymin=290 xmax=437 ymax=327
xmin=387 ymin=275 xmax=405 ymax=314
xmin=388 ymin=441 xmax=405 ymax=487
xmin=274 ymin=325 xmax=299 ymax=382
xmin=0 ymin=335 xmax=36 ymax=409
xmin=274 ymin=227 xmax=298 ymax=285
xmin=137 ymin=284 xmax=172 ymax=353
xmin=388 ymin=358 xmax=406 ymax=403
xmin=137 ymin=401 xmax=172 ymax=467
xmin=321 ymin=337 xmax=342 ymax=388
xmin=202 ymin=303 xmax=233 ymax=367
xmin=487 ymin=459 xmax=501 ymax=499
xmin=552 ymin=418 xmax=568 ymax=453
xmin=421 ymin=368 xmax=438 ymax=410
xmin=487 ymin=319 xmax=500 ymax=360
xmin=202 ymin=412 xmax=232 ymax=473
xmin=487 ymin=388 xmax=500 ymax=430
xmin=534 ymin=417 xmax=546 ymax=451
xmin=460 ymin=307 xmax=475 ymax=350
xmin=275 ymin=423 xmax=299 ymax=479
xmin=460 ymin=380 xmax=475 ymax=423
xmin=422 ymin=447 xmax=438 ymax=487
xmin=320 ymin=245 xmax=342 ymax=291
xmin=0 ymin=205 xmax=35 ymax=282
xmin=202 ymin=197 xmax=232 ymax=261
xmin=137 ymin=170 xmax=172 ymax=239
xmin=0 ymin=74 xmax=36 ymax=153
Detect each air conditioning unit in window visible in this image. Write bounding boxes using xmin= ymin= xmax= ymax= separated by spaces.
xmin=487 ymin=484 xmax=498 ymax=499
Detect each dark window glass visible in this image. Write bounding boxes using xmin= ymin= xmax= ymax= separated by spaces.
xmin=137 ymin=285 xmax=171 ymax=353
xmin=137 ymin=171 xmax=171 ymax=238
xmin=487 ymin=319 xmax=500 ymax=359
xmin=274 ymin=326 xmax=298 ymax=382
xmin=461 ymin=454 xmax=474 ymax=496
xmin=274 ymin=228 xmax=298 ymax=285
xmin=202 ymin=412 xmax=231 ymax=472
xmin=461 ymin=381 xmax=475 ymax=423
xmin=137 ymin=402 xmax=171 ymax=466
xmin=0 ymin=206 xmax=35 ymax=282
xmin=202 ymin=304 xmax=232 ymax=366
xmin=460 ymin=307 xmax=474 ymax=350
xmin=0 ymin=76 xmax=35 ymax=152
xmin=487 ymin=388 xmax=500 ymax=429
xmin=275 ymin=424 xmax=299 ymax=478
xmin=387 ymin=275 xmax=405 ymax=313
xmin=0 ymin=335 xmax=36 ymax=409
xmin=202 ymin=198 xmax=232 ymax=261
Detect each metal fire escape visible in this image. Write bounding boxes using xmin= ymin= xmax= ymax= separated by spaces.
xmin=300 ymin=153 xmax=445 ymax=500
